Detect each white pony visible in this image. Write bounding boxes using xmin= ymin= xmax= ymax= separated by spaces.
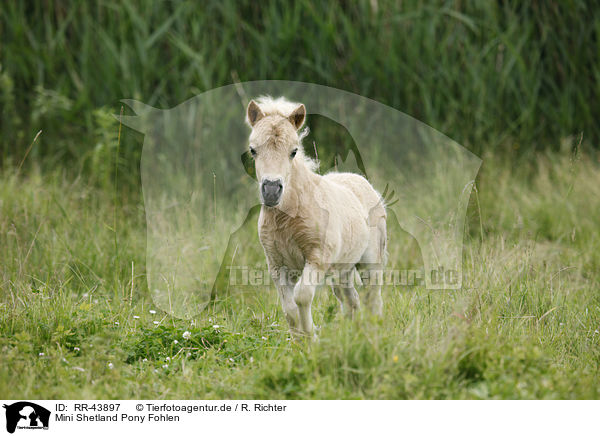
xmin=246 ymin=96 xmax=387 ymax=338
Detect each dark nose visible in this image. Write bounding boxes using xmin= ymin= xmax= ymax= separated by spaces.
xmin=261 ymin=179 xmax=283 ymax=206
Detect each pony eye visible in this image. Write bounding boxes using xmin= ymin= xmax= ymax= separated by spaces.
xmin=290 ymin=148 xmax=298 ymax=159
xmin=250 ymin=148 xmax=257 ymax=157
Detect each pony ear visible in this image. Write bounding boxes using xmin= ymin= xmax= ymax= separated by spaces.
xmin=288 ymin=104 xmax=306 ymax=130
xmin=246 ymin=100 xmax=265 ymax=127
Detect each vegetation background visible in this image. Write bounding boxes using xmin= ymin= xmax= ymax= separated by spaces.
xmin=1 ymin=0 xmax=599 ymax=399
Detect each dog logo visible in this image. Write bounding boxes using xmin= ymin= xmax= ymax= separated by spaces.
xmin=3 ymin=402 xmax=50 ymax=433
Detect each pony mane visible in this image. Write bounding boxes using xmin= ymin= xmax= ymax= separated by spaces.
xmin=253 ymin=96 xmax=301 ymax=118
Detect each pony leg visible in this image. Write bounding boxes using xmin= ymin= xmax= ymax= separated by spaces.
xmin=293 ymin=264 xmax=323 ymax=338
xmin=271 ymin=267 xmax=300 ymax=333
xmin=339 ymin=268 xmax=360 ymax=318
xmin=331 ymin=284 xmax=345 ymax=313
xmin=358 ymin=218 xmax=387 ymax=317
xmin=360 ymin=265 xmax=383 ymax=317
xmin=331 ymin=283 xmax=360 ymax=318
xmin=277 ymin=283 xmax=300 ymax=332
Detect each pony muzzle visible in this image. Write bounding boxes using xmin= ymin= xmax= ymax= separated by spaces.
xmin=261 ymin=178 xmax=283 ymax=207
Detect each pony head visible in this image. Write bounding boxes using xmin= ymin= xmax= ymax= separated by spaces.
xmin=246 ymin=96 xmax=312 ymax=207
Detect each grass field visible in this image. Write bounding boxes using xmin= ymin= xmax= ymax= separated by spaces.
xmin=1 ymin=0 xmax=599 ymax=401
xmin=1 ymin=146 xmax=599 ymax=399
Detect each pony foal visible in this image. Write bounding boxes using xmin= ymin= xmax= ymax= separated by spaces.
xmin=245 ymin=97 xmax=387 ymax=338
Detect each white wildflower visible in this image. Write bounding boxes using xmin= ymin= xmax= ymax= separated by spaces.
xmin=182 ymin=331 xmax=191 ymax=340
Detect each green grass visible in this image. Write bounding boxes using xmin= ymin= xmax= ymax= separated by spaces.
xmin=1 ymin=150 xmax=599 ymax=399
xmin=1 ymin=0 xmax=598 ymax=400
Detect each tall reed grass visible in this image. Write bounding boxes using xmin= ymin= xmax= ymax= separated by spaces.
xmin=1 ymin=0 xmax=598 ymax=182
